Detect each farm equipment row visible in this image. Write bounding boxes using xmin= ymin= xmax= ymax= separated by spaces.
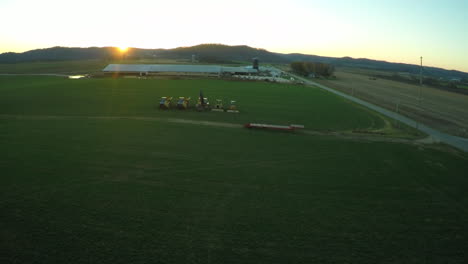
xmin=159 ymin=91 xmax=239 ymax=113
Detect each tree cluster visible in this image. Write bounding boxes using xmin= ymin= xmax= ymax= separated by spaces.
xmin=290 ymin=61 xmax=335 ymax=77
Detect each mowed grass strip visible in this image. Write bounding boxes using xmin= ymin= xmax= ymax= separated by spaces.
xmin=1 ymin=118 xmax=468 ymax=263
xmin=0 ymin=76 xmax=384 ymax=131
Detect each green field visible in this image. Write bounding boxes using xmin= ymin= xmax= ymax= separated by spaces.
xmin=0 ymin=60 xmax=109 ymax=74
xmin=1 ymin=76 xmax=468 ymax=263
xmin=0 ymin=76 xmax=387 ymax=131
xmin=0 ymin=60 xmax=246 ymax=75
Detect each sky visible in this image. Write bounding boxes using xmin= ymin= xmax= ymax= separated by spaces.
xmin=1 ymin=0 xmax=467 ymax=72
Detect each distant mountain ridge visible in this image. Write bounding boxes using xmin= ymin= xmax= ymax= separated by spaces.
xmin=1 ymin=44 xmax=467 ymax=79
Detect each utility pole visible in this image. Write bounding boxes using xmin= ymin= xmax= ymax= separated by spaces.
xmin=417 ymin=56 xmax=423 ymax=129
xmin=419 ymin=56 xmax=423 ymax=99
xmin=395 ymin=99 xmax=400 ymax=128
xmin=420 ymin=56 xmax=423 ymax=85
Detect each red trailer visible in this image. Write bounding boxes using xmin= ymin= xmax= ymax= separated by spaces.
xmin=244 ymin=123 xmax=304 ymax=131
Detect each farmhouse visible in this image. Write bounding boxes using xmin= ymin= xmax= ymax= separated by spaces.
xmin=102 ymin=64 xmax=258 ymax=77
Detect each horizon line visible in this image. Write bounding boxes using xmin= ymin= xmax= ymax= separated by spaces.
xmin=0 ymin=44 xmax=466 ymax=74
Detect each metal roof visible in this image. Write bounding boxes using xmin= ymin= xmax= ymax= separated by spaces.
xmin=102 ymin=64 xmax=258 ymax=74
xmin=221 ymin=67 xmax=256 ymax=73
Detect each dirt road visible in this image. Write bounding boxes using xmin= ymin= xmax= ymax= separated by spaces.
xmin=317 ymin=70 xmax=468 ymax=137
xmin=286 ymin=73 xmax=468 ymax=152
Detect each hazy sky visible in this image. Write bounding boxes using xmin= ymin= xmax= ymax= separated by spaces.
xmin=1 ymin=0 xmax=467 ymax=71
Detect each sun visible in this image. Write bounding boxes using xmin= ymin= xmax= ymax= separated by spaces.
xmin=118 ymin=47 xmax=128 ymax=52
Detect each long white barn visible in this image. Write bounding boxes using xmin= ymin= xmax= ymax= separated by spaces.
xmin=102 ymin=64 xmax=258 ymax=75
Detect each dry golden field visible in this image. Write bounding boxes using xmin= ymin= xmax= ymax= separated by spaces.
xmin=316 ymin=68 xmax=468 ymax=138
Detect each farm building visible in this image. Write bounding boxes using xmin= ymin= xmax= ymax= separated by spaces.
xmin=102 ymin=64 xmax=258 ymax=76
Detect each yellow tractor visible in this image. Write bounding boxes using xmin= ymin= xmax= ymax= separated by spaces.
xmin=159 ymin=97 xmax=173 ymax=109
xmin=177 ymin=97 xmax=191 ymax=110
xmin=227 ymin=100 xmax=239 ymax=113
xmin=211 ymin=99 xmax=224 ymax=112
xmin=195 ymin=90 xmax=210 ymax=111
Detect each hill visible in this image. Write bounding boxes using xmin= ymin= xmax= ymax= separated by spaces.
xmin=1 ymin=44 xmax=467 ymax=80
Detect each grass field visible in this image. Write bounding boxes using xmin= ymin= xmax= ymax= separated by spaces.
xmin=0 ymin=76 xmax=387 ymax=131
xmin=0 ymin=60 xmax=109 ymax=74
xmin=0 ymin=60 xmax=247 ymax=75
xmin=1 ymin=76 xmax=468 ymax=263
xmin=0 ymin=60 xmax=187 ymax=74
xmin=314 ymin=69 xmax=468 ymax=138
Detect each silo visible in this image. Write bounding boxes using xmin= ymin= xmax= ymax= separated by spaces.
xmin=252 ymin=58 xmax=259 ymax=70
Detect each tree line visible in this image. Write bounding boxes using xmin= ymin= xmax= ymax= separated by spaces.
xmin=290 ymin=61 xmax=335 ymax=77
